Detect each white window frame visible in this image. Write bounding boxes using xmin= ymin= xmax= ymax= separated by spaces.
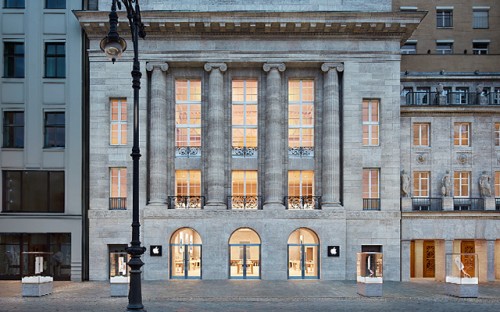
xmin=436 ymin=8 xmax=453 ymax=28
xmin=401 ymin=41 xmax=417 ymax=54
xmin=413 ymin=123 xmax=430 ymax=146
xmin=454 ymin=122 xmax=470 ymax=147
xmin=362 ymin=99 xmax=380 ymax=146
xmin=495 ymin=123 xmax=500 ymax=147
xmin=413 ymin=171 xmax=430 ymax=198
xmin=495 ymin=171 xmax=500 ymax=198
xmin=175 ymin=79 xmax=202 ymax=148
xmin=110 ymin=98 xmax=127 ymax=146
xmin=454 ymin=171 xmax=470 ymax=198
xmin=110 ymin=167 xmax=127 ymax=198
xmin=472 ymin=41 xmax=489 ymax=55
xmin=288 ymin=79 xmax=315 ymax=152
xmin=232 ymin=79 xmax=258 ymax=152
xmin=363 ymin=168 xmax=380 ymax=199
xmin=288 ymin=170 xmax=315 ymax=197
xmin=231 ymin=170 xmax=258 ymax=196
xmin=175 ymin=170 xmax=201 ymax=197
xmin=436 ymin=41 xmax=453 ymax=54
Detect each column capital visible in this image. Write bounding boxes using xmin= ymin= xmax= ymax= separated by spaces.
xmin=263 ymin=63 xmax=286 ymax=72
xmin=146 ymin=62 xmax=169 ymax=72
xmin=321 ymin=62 xmax=344 ymax=73
xmin=204 ymin=63 xmax=227 ymax=72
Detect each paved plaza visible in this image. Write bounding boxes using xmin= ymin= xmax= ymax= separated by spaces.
xmin=0 ymin=280 xmax=499 ymax=311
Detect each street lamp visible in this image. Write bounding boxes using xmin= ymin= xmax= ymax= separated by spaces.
xmin=100 ymin=1 xmax=146 ymax=311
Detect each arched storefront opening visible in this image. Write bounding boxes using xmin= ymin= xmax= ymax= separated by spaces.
xmin=287 ymin=228 xmax=319 ymax=279
xmin=228 ymin=228 xmax=261 ymax=279
xmin=169 ymin=228 xmax=202 ymax=279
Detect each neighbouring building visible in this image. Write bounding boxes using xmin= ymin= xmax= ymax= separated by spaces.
xmin=395 ymin=0 xmax=500 ymax=282
xmin=0 ymin=0 xmax=84 ymax=281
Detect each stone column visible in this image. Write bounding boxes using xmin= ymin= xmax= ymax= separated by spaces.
xmin=146 ymin=62 xmax=169 ymax=205
xmin=401 ymin=240 xmax=411 ymax=281
xmin=204 ymin=63 xmax=227 ymax=209
xmin=487 ymin=240 xmax=495 ymax=281
xmin=263 ymin=63 xmax=286 ymax=210
xmin=321 ymin=63 xmax=343 ymax=209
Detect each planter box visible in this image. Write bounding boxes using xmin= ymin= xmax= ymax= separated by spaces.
xmin=21 ymin=276 xmax=53 ymax=297
xmin=357 ymin=276 xmax=383 ymax=297
xmin=110 ymin=276 xmax=129 ymax=297
xmin=446 ymin=276 xmax=478 ymax=298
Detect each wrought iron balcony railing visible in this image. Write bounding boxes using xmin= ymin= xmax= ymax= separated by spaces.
xmin=363 ymin=198 xmax=380 ymax=211
xmin=453 ymin=198 xmax=485 ymax=211
xmin=232 ymin=146 xmax=258 ymax=158
xmin=168 ymin=196 xmax=205 ymax=209
xmin=288 ymin=147 xmax=314 ymax=158
xmin=285 ymin=196 xmax=321 ymax=210
xmin=404 ymin=91 xmax=500 ymax=106
xmin=109 ymin=197 xmax=127 ymax=210
xmin=411 ymin=197 xmax=443 ymax=211
xmin=227 ymin=196 xmax=262 ymax=210
xmin=175 ymin=146 xmax=201 ymax=158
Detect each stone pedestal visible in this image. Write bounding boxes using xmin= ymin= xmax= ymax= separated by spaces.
xmin=357 ymin=277 xmax=383 ymax=297
xmin=401 ymin=197 xmax=412 ymax=212
xmin=442 ymin=197 xmax=453 ymax=211
xmin=110 ymin=276 xmax=129 ymax=297
xmin=446 ymin=277 xmax=478 ymax=298
xmin=484 ymin=197 xmax=496 ymax=211
xmin=22 ymin=276 xmax=53 ymax=297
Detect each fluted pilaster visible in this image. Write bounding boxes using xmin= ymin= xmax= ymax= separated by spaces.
xmin=321 ymin=63 xmax=343 ymax=209
xmin=263 ymin=63 xmax=286 ymax=210
xmin=204 ymin=63 xmax=227 ymax=208
xmin=146 ymin=62 xmax=169 ymax=205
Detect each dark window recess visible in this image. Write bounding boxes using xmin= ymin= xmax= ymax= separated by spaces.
xmin=44 ymin=112 xmax=65 ymax=148
xmin=2 ymin=171 xmax=64 ymax=213
xmin=3 ymin=111 xmax=24 ymax=148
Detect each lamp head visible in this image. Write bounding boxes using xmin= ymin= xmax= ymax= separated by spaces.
xmin=100 ymin=36 xmax=127 ymax=64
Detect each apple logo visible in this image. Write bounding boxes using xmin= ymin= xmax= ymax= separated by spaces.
xmin=153 ymin=246 xmax=160 ymax=254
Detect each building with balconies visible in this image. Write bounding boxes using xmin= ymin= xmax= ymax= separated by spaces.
xmin=395 ymin=0 xmax=500 ymax=282
xmin=75 ymin=0 xmax=425 ymax=281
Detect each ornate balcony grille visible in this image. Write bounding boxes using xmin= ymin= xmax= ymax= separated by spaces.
xmin=168 ymin=196 xmax=205 ymax=209
xmin=227 ymin=196 xmax=262 ymax=210
xmin=363 ymin=198 xmax=380 ymax=210
xmin=285 ymin=196 xmax=321 ymax=210
xmin=288 ymin=147 xmax=314 ymax=158
xmin=411 ymin=198 xmax=443 ymax=211
xmin=231 ymin=147 xmax=258 ymax=158
xmin=175 ymin=146 xmax=201 ymax=158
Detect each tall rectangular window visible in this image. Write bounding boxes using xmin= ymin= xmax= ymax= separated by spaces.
xmin=454 ymin=122 xmax=470 ymax=146
xmin=454 ymin=171 xmax=470 ymax=197
xmin=4 ymin=0 xmax=24 ymax=8
xmin=45 ymin=0 xmax=65 ymax=9
xmin=413 ymin=172 xmax=430 ymax=197
xmin=232 ymin=80 xmax=258 ymax=156
xmin=110 ymin=99 xmax=127 ymax=145
xmin=45 ymin=43 xmax=65 ymax=78
xmin=437 ymin=9 xmax=453 ymax=28
xmin=413 ymin=123 xmax=430 ymax=146
xmin=454 ymin=87 xmax=469 ymax=105
xmin=44 ymin=112 xmax=65 ymax=148
xmin=175 ymin=170 xmax=201 ymax=197
xmin=415 ymin=87 xmax=430 ymax=105
xmin=473 ymin=9 xmax=489 ymax=29
xmin=495 ymin=123 xmax=500 ymax=146
xmin=175 ymin=80 xmax=201 ymax=152
xmin=288 ymin=80 xmax=314 ymax=155
xmin=3 ymin=42 xmax=24 ymax=78
xmin=495 ymin=172 xmax=500 ymax=198
xmin=362 ymin=99 xmax=379 ymax=146
xmin=3 ymin=111 xmax=24 ymax=148
xmin=363 ymin=168 xmax=380 ymax=210
xmin=109 ymin=168 xmax=127 ymax=210
xmin=288 ymin=171 xmax=314 ymax=197
xmin=232 ymin=171 xmax=258 ymax=197
xmin=2 ymin=171 xmax=64 ymax=212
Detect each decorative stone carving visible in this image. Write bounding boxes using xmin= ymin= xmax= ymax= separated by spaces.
xmin=416 ymin=153 xmax=427 ymax=164
xmin=262 ymin=63 xmax=286 ymax=72
xmin=146 ymin=62 xmax=169 ymax=72
xmin=321 ymin=62 xmax=344 ymax=73
xmin=204 ymin=63 xmax=227 ymax=72
xmin=441 ymin=170 xmax=451 ymax=197
xmin=401 ymin=170 xmax=410 ymax=197
xmin=479 ymin=171 xmax=492 ymax=197
xmin=456 ymin=152 xmax=471 ymax=165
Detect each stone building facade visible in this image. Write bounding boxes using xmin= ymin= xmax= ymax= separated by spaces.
xmin=395 ymin=0 xmax=500 ymax=282
xmin=76 ymin=0 xmax=424 ymax=281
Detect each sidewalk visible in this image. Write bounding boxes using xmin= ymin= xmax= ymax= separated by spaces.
xmin=0 ymin=280 xmax=499 ymax=312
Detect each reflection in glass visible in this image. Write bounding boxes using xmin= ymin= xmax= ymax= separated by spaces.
xmin=229 ymin=228 xmax=260 ymax=279
xmin=170 ymin=228 xmax=202 ymax=279
xmin=287 ymin=228 xmax=319 ymax=279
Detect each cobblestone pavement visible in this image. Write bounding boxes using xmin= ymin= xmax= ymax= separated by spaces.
xmin=0 ymin=280 xmax=499 ymax=312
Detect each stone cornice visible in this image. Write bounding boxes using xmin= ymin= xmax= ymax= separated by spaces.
xmin=401 ymin=105 xmax=500 ymax=116
xmin=74 ymin=10 xmax=425 ymax=42
xmin=402 ymin=211 xmax=500 ymax=220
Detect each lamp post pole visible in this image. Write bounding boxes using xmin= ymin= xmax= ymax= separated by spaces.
xmin=101 ymin=1 xmax=146 ymax=311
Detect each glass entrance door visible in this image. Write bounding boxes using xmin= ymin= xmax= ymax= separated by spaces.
xmin=229 ymin=244 xmax=260 ymax=279
xmin=170 ymin=244 xmax=201 ymax=279
xmin=287 ymin=228 xmax=319 ymax=279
